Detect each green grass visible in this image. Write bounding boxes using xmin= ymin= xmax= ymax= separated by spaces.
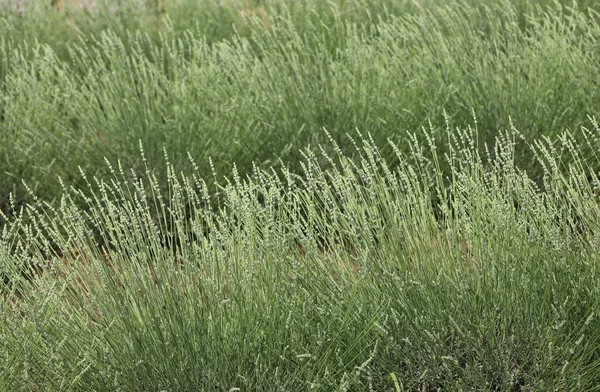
xmin=1 ymin=127 xmax=599 ymax=390
xmin=1 ymin=0 xmax=600 ymax=390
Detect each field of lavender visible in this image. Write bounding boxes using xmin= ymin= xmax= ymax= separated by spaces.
xmin=1 ymin=0 xmax=599 ymax=390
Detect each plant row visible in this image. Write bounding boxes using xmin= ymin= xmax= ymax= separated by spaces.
xmin=1 ymin=125 xmax=599 ymax=390
xmin=1 ymin=1 xmax=599 ymax=216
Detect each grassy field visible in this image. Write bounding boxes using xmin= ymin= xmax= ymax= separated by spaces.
xmin=1 ymin=0 xmax=600 ymax=390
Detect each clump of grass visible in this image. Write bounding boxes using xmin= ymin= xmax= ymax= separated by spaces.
xmin=1 ymin=123 xmax=599 ymax=390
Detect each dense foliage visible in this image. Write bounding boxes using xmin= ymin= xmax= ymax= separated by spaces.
xmin=0 ymin=0 xmax=599 ymax=390
xmin=1 ymin=0 xmax=599 ymax=211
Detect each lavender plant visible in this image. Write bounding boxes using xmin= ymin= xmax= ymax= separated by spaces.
xmin=1 ymin=1 xmax=599 ymax=216
xmin=1 ymin=124 xmax=598 ymax=390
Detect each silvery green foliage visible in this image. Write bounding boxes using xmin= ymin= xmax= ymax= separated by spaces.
xmin=0 ymin=1 xmax=599 ymax=212
xmin=1 ymin=127 xmax=599 ymax=390
xmin=0 ymin=0 xmax=599 ymax=389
